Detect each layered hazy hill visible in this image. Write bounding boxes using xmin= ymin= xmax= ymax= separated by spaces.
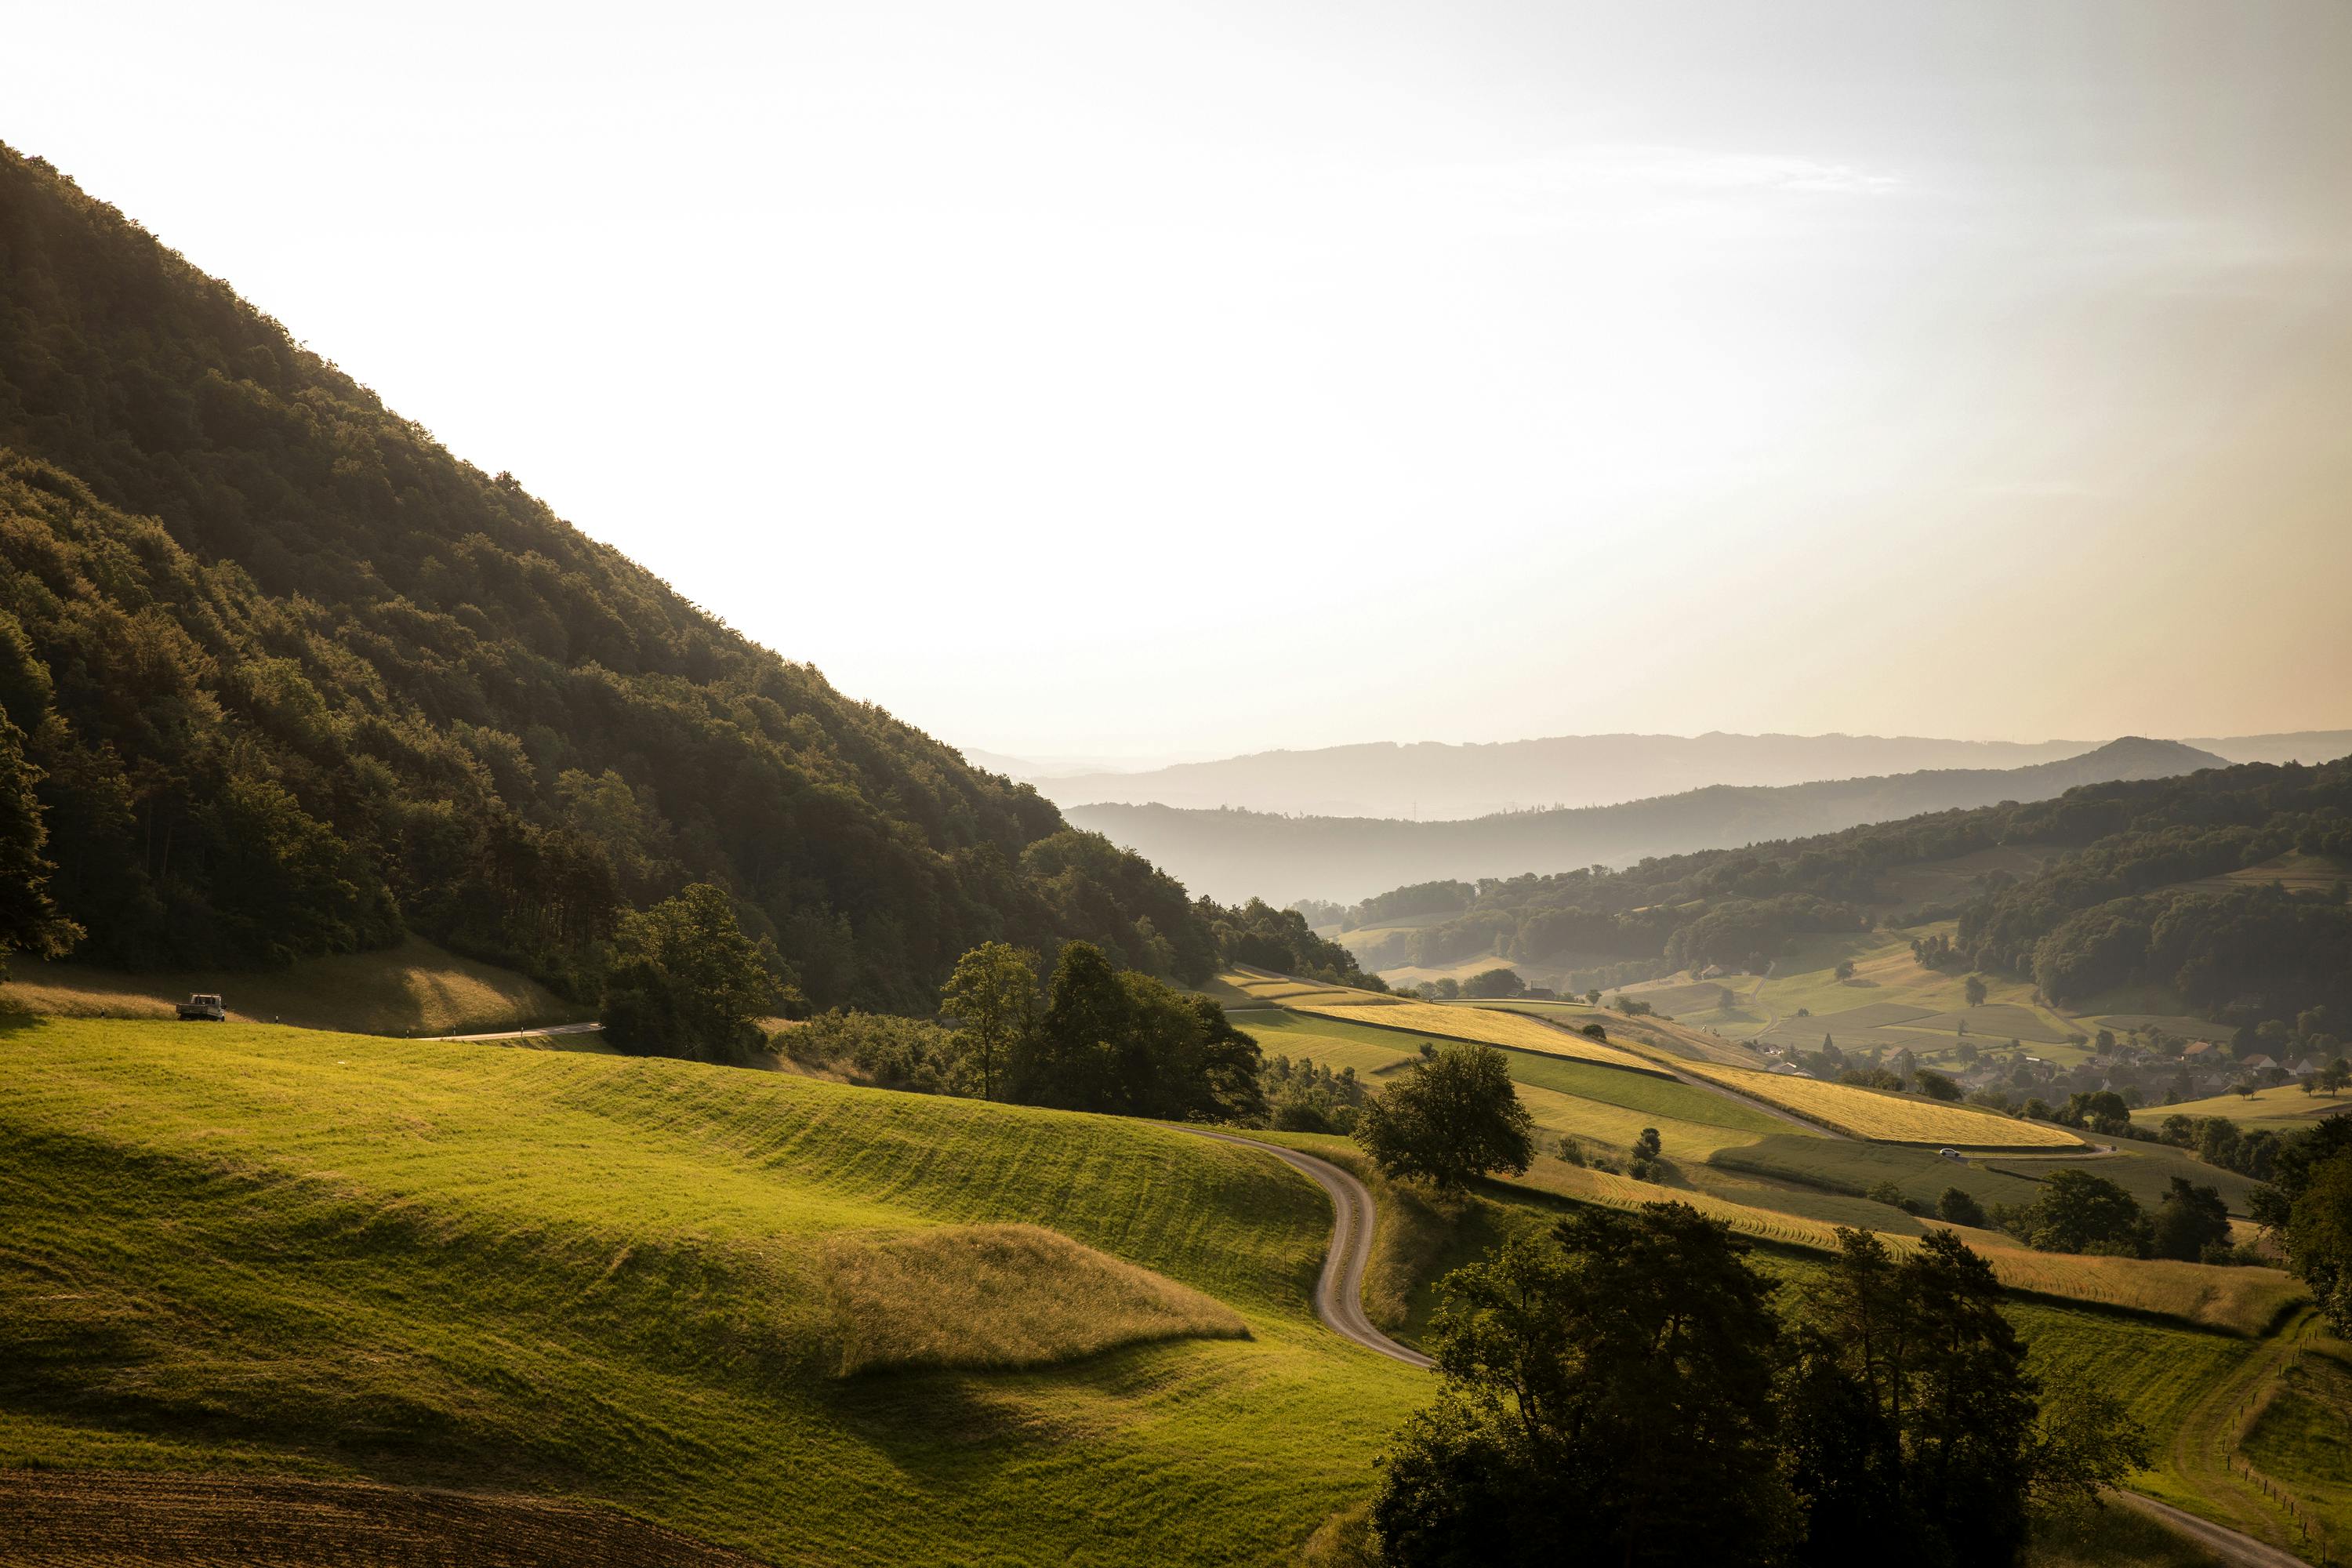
xmin=1068 ymin=736 xmax=2232 ymax=905
xmin=1026 ymin=728 xmax=2352 ymax=820
xmin=0 ymin=145 xmax=1214 ymax=1007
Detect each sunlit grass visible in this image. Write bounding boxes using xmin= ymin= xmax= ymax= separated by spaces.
xmin=0 ymin=1017 xmax=1428 ymax=1566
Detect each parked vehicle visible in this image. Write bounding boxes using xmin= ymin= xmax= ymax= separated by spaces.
xmin=177 ymin=993 xmax=227 ymax=1022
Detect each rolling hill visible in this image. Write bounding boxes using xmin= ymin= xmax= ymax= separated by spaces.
xmin=1069 ymin=736 xmax=2229 ymax=905
xmin=0 ymin=143 xmax=1224 ymax=1011
xmin=0 ymin=1016 xmax=1429 ymax=1566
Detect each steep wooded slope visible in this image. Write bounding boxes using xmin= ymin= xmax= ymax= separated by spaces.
xmin=0 ymin=144 xmax=1203 ymax=1007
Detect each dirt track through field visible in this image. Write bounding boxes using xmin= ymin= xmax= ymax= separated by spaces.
xmin=0 ymin=1471 xmax=769 ymax=1567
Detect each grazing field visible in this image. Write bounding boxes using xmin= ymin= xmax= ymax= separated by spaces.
xmin=2095 ymin=1013 xmax=2230 ymax=1041
xmin=0 ymin=1017 xmax=1427 ymax=1568
xmin=1512 ymin=1083 xmax=1780 ymax=1164
xmin=1984 ymin=1145 xmax=2270 ymax=1215
xmin=2241 ymin=1330 xmax=2352 ymax=1556
xmin=1675 ymin=1059 xmax=2091 ymax=1148
xmin=0 ymin=935 xmax=583 ymax=1037
xmin=1708 ymin=1134 xmax=2048 ymax=1207
xmin=1229 ymin=1008 xmax=1425 ymax=1076
xmin=2162 ymin=1084 xmax=2352 ymax=1131
xmin=824 ymin=1224 xmax=1248 ymax=1374
xmin=1905 ymin=1004 xmax=2076 ymax=1044
xmin=1287 ymin=999 xmax=1666 ymax=1074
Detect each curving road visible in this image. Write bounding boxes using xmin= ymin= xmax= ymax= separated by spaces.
xmin=1177 ymin=1128 xmax=1432 ymax=1370
xmin=1185 ymin=1127 xmax=2302 ymax=1566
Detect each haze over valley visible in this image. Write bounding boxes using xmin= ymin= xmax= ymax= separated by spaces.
xmin=3 ymin=5 xmax=2350 ymax=1567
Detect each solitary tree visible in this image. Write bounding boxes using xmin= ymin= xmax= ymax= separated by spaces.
xmin=1354 ymin=1041 xmax=1534 ymax=1192
xmin=940 ymin=941 xmax=1039 ymax=1100
xmin=1965 ymin=974 xmax=1990 ymax=1008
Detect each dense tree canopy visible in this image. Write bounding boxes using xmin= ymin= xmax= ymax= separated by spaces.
xmin=1338 ymin=756 xmax=2352 ymax=1029
xmin=1374 ymin=1214 xmax=2145 ymax=1568
xmin=0 ymin=143 xmax=1259 ymax=1008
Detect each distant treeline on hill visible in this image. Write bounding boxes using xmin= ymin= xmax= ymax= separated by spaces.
xmin=1065 ymin=735 xmax=2229 ymax=906
xmin=0 ymin=145 xmax=1373 ymax=1010
xmin=1330 ymin=758 xmax=2352 ymax=1032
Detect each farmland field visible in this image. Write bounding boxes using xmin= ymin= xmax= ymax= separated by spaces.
xmin=1675 ymin=1058 xmax=2091 ymax=1148
xmin=1286 ymin=998 xmax=1666 ymax=1073
xmin=2162 ymin=1083 xmax=2352 ymax=1131
xmin=0 ymin=1018 xmax=1428 ymax=1568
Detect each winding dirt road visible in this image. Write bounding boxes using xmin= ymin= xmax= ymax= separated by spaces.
xmin=1178 ymin=1128 xmax=1432 ymax=1370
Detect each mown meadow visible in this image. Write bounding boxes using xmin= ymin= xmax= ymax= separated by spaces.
xmin=0 ymin=1017 xmax=1429 ymax=1566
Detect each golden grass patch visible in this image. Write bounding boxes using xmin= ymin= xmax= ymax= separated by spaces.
xmin=1675 ymin=1060 xmax=2089 ymax=1149
xmin=823 ymin=1223 xmax=1249 ymax=1375
xmin=1290 ymin=999 xmax=1664 ymax=1075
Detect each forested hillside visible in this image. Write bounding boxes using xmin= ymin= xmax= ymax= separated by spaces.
xmin=1338 ymin=757 xmax=2352 ymax=1032
xmin=0 ymin=144 xmax=1266 ymax=1009
xmin=1069 ymin=736 xmax=2227 ymax=905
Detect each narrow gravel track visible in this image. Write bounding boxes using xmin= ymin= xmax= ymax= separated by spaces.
xmin=2112 ymin=1492 xmax=2316 ymax=1568
xmin=1177 ymin=1128 xmax=1433 ymax=1370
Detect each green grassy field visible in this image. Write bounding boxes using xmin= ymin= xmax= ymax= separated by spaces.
xmin=0 ymin=1017 xmax=1428 ymax=1567
xmin=2165 ymin=1083 xmax=2352 ymax=1131
xmin=0 ymin=935 xmax=584 ymax=1037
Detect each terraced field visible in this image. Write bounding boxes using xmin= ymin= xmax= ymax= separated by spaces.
xmin=1674 ymin=1059 xmax=2091 ymax=1149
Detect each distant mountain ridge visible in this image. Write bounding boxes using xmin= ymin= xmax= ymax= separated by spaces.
xmin=1066 ymin=737 xmax=2233 ymax=905
xmin=1025 ymin=728 xmax=2350 ymax=820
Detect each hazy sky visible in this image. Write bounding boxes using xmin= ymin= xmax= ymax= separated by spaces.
xmin=10 ymin=1 xmax=2350 ymax=760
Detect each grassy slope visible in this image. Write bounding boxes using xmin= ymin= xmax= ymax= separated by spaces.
xmin=0 ymin=1018 xmax=1427 ymax=1567
xmin=0 ymin=935 xmax=585 ymax=1036
xmin=2165 ymin=1083 xmax=2352 ymax=1131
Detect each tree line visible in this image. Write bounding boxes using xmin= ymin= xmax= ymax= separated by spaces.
xmin=1337 ymin=756 xmax=2352 ymax=1037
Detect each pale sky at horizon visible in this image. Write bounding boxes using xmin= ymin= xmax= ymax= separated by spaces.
xmin=8 ymin=1 xmax=2350 ymax=761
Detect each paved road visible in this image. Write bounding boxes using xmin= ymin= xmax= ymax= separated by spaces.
xmin=1182 ymin=1129 xmax=2303 ymax=1566
xmin=1177 ymin=1128 xmax=1432 ymax=1370
xmin=425 ymin=1022 xmax=604 ymax=1043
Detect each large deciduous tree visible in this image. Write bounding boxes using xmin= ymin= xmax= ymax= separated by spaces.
xmin=939 ymin=941 xmax=1039 ymax=1100
xmin=1353 ymin=1041 xmax=1534 ymax=1192
xmin=1005 ymin=941 xmax=1265 ymax=1122
xmin=1374 ymin=1203 xmax=1795 ymax=1567
xmin=600 ymin=884 xmax=778 ymax=1063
